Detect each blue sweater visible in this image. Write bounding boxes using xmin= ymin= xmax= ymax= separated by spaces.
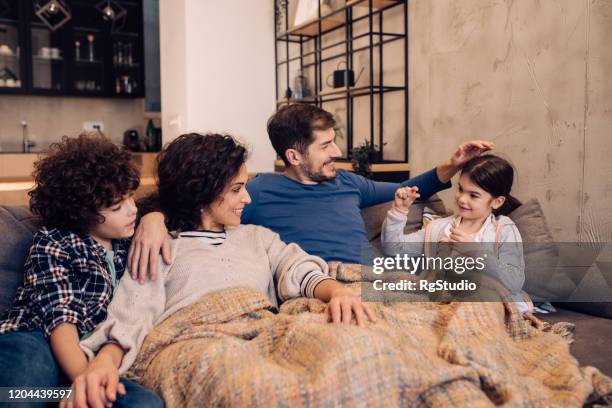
xmin=242 ymin=168 xmax=450 ymax=263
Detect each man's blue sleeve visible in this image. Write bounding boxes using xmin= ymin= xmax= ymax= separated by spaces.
xmin=241 ymin=175 xmax=260 ymax=224
xmin=352 ymin=168 xmax=451 ymax=208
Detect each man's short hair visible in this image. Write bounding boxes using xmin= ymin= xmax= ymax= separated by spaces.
xmin=267 ymin=104 xmax=336 ymax=165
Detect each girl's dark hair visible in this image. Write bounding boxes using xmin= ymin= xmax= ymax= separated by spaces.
xmin=460 ymin=154 xmax=521 ymax=216
xmin=29 ymin=133 xmax=140 ymax=235
xmin=157 ymin=133 xmax=248 ymax=232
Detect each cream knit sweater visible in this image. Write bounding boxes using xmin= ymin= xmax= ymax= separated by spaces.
xmin=80 ymin=224 xmax=331 ymax=373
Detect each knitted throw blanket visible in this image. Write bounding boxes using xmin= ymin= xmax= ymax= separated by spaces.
xmin=126 ymin=263 xmax=612 ymax=407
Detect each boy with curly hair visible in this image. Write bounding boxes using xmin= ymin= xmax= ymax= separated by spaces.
xmin=0 ymin=134 xmax=163 ymax=407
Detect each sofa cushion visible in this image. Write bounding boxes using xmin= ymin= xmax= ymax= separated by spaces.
xmin=507 ymin=199 xmax=572 ymax=301
xmin=0 ymin=206 xmax=40 ymax=315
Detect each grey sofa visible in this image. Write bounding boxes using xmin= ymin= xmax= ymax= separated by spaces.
xmin=1 ymin=202 xmax=611 ymax=379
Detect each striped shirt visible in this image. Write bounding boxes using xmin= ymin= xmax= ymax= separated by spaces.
xmin=178 ymin=230 xmax=227 ymax=245
xmin=0 ymin=227 xmax=129 ymax=338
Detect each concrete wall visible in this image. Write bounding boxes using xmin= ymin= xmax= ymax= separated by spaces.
xmin=407 ymin=0 xmax=612 ymax=242
xmin=160 ymin=0 xmax=276 ymax=173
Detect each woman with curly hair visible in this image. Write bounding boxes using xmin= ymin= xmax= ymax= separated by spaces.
xmin=71 ymin=133 xmax=374 ymax=407
xmin=0 ymin=134 xmax=163 ymax=407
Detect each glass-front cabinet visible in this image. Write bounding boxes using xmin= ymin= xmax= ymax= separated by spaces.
xmin=0 ymin=1 xmax=23 ymax=91
xmin=30 ymin=23 xmax=67 ymax=91
xmin=0 ymin=0 xmax=143 ymax=98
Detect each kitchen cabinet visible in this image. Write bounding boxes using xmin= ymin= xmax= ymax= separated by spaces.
xmin=0 ymin=0 xmax=144 ymax=98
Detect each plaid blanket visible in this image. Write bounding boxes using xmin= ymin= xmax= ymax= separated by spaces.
xmin=126 ymin=263 xmax=612 ymax=407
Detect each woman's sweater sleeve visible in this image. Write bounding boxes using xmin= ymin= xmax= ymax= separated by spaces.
xmin=80 ymin=258 xmax=170 ymax=374
xmin=257 ymin=227 xmax=331 ymax=302
xmin=381 ymin=208 xmax=426 ymax=256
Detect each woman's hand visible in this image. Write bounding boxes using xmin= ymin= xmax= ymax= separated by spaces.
xmin=128 ymin=212 xmax=172 ymax=284
xmin=59 ymin=355 xmax=125 ymax=408
xmin=327 ymin=287 xmax=376 ymax=327
xmin=393 ymin=186 xmax=420 ymax=212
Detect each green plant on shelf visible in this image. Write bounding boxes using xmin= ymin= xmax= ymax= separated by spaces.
xmin=350 ymin=140 xmax=386 ymax=179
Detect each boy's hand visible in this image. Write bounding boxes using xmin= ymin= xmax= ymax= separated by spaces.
xmin=60 ymin=355 xmax=125 ymax=408
xmin=128 ymin=212 xmax=172 ymax=284
xmin=327 ymin=287 xmax=376 ymax=327
xmin=393 ymin=187 xmax=420 ymax=212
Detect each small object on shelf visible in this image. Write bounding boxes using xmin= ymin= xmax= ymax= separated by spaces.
xmin=126 ymin=43 xmax=133 ymax=66
xmin=326 ymin=61 xmax=364 ymax=88
xmin=294 ymin=0 xmax=332 ymax=27
xmin=123 ymin=75 xmax=131 ymax=93
xmin=284 ymin=87 xmax=292 ymax=99
xmin=117 ymin=41 xmax=123 ymax=65
xmin=350 ymin=140 xmax=386 ymax=178
xmin=39 ymin=46 xmax=51 ymax=58
xmin=0 ymin=45 xmax=14 ymax=56
xmin=87 ymin=34 xmax=95 ymax=62
xmin=74 ymin=40 xmax=80 ymax=60
xmin=115 ymin=77 xmax=121 ymax=93
xmin=293 ymin=69 xmax=312 ymax=100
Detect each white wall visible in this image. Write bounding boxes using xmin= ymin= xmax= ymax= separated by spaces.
xmin=159 ymin=0 xmax=276 ymax=172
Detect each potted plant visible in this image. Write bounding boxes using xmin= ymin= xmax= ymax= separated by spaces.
xmin=350 ymin=140 xmax=385 ymax=178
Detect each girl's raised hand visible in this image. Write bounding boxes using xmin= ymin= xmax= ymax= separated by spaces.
xmin=393 ymin=187 xmax=420 ymax=212
xmin=448 ymin=227 xmax=475 ymax=243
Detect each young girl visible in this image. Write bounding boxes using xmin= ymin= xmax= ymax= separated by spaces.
xmin=381 ymin=154 xmax=536 ymax=318
xmin=0 ymin=134 xmax=163 ymax=407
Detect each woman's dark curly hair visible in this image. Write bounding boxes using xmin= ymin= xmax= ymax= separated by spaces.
xmin=157 ymin=133 xmax=248 ymax=232
xmin=29 ymin=133 xmax=140 ymax=235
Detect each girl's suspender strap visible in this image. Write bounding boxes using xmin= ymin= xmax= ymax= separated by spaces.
xmin=423 ymin=222 xmax=433 ymax=258
xmin=494 ymin=220 xmax=504 ymax=256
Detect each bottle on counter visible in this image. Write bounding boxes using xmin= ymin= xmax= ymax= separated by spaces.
xmin=145 ymin=119 xmax=155 ymax=151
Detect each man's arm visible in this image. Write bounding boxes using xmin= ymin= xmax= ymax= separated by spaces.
xmin=354 ymin=168 xmax=449 ymax=209
xmin=356 ymin=140 xmax=494 ymax=208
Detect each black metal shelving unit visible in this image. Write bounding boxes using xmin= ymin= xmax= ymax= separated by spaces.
xmin=274 ymin=0 xmax=408 ymax=164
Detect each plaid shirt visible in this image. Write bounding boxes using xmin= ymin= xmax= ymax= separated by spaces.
xmin=0 ymin=227 xmax=129 ymax=338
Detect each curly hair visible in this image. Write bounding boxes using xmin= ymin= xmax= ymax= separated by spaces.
xmin=29 ymin=133 xmax=140 ymax=235
xmin=157 ymin=133 xmax=248 ymax=232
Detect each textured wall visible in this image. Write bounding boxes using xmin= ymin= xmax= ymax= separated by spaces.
xmin=407 ymin=0 xmax=612 ymax=242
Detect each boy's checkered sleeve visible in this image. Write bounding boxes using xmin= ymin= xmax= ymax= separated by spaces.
xmin=26 ymin=238 xmax=89 ymax=338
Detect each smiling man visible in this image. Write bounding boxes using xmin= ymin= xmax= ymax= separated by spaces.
xmin=129 ymin=104 xmax=493 ymax=280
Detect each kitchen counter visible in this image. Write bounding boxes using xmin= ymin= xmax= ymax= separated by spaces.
xmin=0 ymin=152 xmax=158 ymax=206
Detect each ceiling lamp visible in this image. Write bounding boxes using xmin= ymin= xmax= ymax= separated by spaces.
xmin=34 ymin=0 xmax=71 ymax=31
xmin=95 ymin=0 xmax=127 ymax=33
